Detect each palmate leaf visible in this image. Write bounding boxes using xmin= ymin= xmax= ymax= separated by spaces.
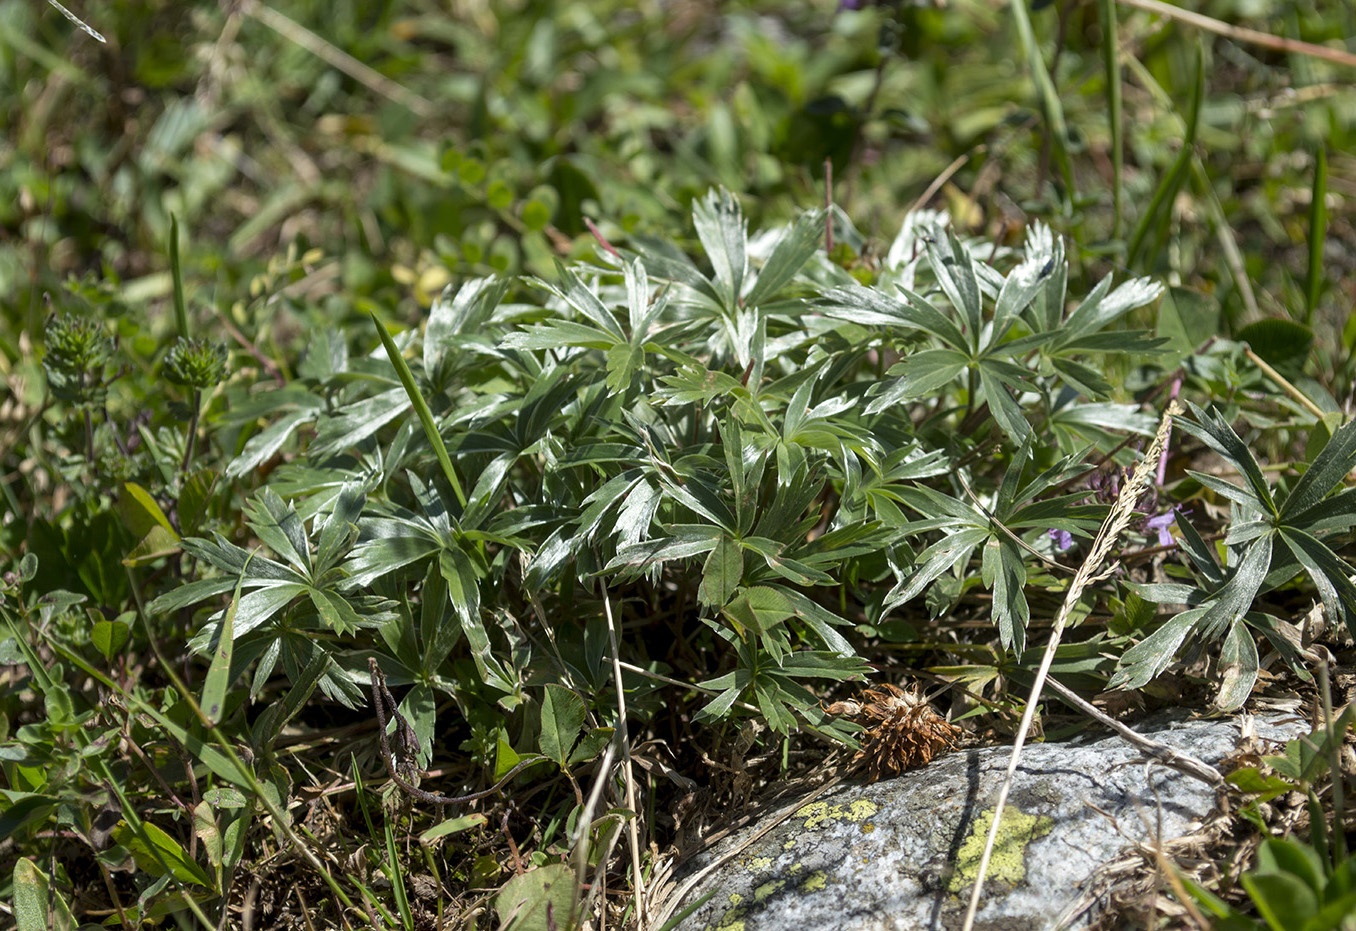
xmin=607 ymin=525 xmax=723 ymax=575
xmin=978 ymin=364 xmax=1032 ymax=443
xmin=1109 ymin=607 xmax=1207 ymax=690
xmin=820 ymin=282 xmax=970 ymax=350
xmin=786 ymin=521 xmax=895 ymax=572
xmin=424 ymin=277 xmax=511 ymax=373
xmin=695 ymin=640 xmax=868 ymax=730
xmin=1195 ymin=530 xmax=1274 ymax=641
xmin=243 ymin=488 xmax=312 ymax=576
xmin=1278 ymin=527 xmax=1356 ymax=639
xmin=1214 ymin=618 xmax=1260 ymax=713
xmin=1049 ymin=357 xmax=1113 ymax=399
xmin=501 ymin=320 xmax=619 ymax=351
xmin=439 ymin=548 xmax=515 ymax=695
xmin=866 ymin=349 xmax=969 ymax=415
xmin=191 ymin=584 xmax=306 ymax=648
xmin=984 ymin=542 xmax=1029 ymax=652
xmin=624 ymin=233 xmax=718 ymax=302
xmin=1175 ymin=402 xmax=1277 ymax=517
xmin=1110 ymin=410 xmax=1356 ymax=695
xmin=885 ymin=526 xmax=990 ymax=610
xmin=744 ymin=208 xmax=823 ymax=307
xmin=1059 ymin=274 xmax=1164 ymax=341
xmin=1279 ymin=417 xmax=1356 ymax=521
xmin=344 ymin=471 xmax=463 ymax=588
xmin=315 ymin=482 xmax=365 ymax=576
xmin=721 ymin=585 xmax=796 ymax=637
xmin=926 ymin=231 xmax=983 ymax=346
xmin=691 ymin=187 xmax=748 ymax=312
xmin=741 ymin=536 xmax=834 ymax=586
xmin=310 ymin=387 xmax=410 ymax=456
xmin=698 ymin=534 xmax=743 ymax=608
xmin=991 ymin=253 xmax=1053 ymax=342
xmin=343 ymin=519 xmax=444 ymax=589
xmin=224 ymin=400 xmax=324 ymax=479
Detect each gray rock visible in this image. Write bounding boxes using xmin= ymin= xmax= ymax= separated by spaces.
xmin=669 ymin=713 xmax=1307 ymax=931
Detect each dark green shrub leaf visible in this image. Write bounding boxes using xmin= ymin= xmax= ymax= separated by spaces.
xmin=538 ymin=684 xmax=586 ymax=767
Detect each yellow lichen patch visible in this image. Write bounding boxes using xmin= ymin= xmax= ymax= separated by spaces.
xmin=795 ymin=798 xmax=880 ymax=830
xmin=783 ymin=838 xmax=797 ymax=850
xmin=786 ymin=862 xmax=803 ymax=875
xmin=848 ymin=799 xmax=877 ymax=821
xmin=752 ymin=879 xmax=785 ymax=904
xmin=801 ymin=870 xmax=829 ymax=893
xmin=946 ymin=807 xmax=1054 ymax=893
xmin=861 ymin=822 xmax=876 ymax=834
xmin=711 ymin=904 xmax=747 ymax=931
xmin=744 ymin=856 xmax=772 ymax=871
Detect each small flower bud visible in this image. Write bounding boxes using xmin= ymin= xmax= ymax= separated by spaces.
xmin=163 ymin=337 xmax=228 ymax=390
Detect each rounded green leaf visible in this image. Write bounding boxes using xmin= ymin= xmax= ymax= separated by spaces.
xmin=522 ymin=199 xmax=552 ymax=231
xmin=496 ymin=863 xmax=577 ymax=931
xmin=487 ymin=180 xmax=514 ymax=210
xmin=1237 ymin=318 xmax=1314 ymax=380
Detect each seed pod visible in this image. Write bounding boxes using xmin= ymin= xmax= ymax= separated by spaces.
xmin=827 ymin=683 xmax=959 ymax=781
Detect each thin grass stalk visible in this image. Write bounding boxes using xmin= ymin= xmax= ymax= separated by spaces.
xmin=44 ymin=0 xmax=106 ymax=42
xmin=603 ymin=589 xmax=648 ymax=924
xmin=1009 ymin=0 xmax=1075 ymax=210
xmin=370 ymin=311 xmax=469 ymax=511
xmin=1098 ymin=0 xmax=1124 ymax=243
xmin=1189 ymin=159 xmax=1260 ymax=320
xmin=0 ymin=605 xmax=220 ymax=929
xmin=960 ymin=399 xmax=1182 ymax=931
xmin=1306 ymin=145 xmax=1328 ymax=326
xmin=1115 ymin=0 xmax=1356 ymax=71
xmin=66 ymin=571 xmax=377 ymax=926
xmin=1119 ymin=52 xmax=1258 ymax=316
xmin=1317 ymin=661 xmax=1346 ymax=861
xmin=169 ymin=214 xmax=189 ymax=339
xmin=239 ymin=0 xmax=434 ymax=116
xmin=575 ymin=742 xmax=618 ymax=926
xmin=1127 ymin=43 xmax=1203 ymax=269
xmin=1243 ymin=347 xmax=1325 ymax=420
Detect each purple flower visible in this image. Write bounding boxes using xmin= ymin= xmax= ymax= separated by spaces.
xmin=1048 ymin=528 xmax=1074 ymax=553
xmin=1143 ymin=508 xmax=1178 ymax=547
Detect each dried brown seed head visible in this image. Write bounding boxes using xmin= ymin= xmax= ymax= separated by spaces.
xmin=827 ymin=682 xmax=959 ymax=781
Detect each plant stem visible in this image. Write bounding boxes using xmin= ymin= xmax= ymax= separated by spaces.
xmin=1244 ymin=346 xmax=1325 ymax=419
xmin=181 ymin=387 xmax=201 ymax=474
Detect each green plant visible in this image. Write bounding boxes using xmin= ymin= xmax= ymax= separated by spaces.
xmin=1186 ymin=705 xmax=1356 ymax=931
xmin=1110 ymin=407 xmax=1356 ymax=711
xmin=6 ymin=1 xmax=1356 ymax=924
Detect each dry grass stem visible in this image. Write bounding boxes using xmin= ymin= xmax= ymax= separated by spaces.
xmin=1116 ymin=0 xmax=1356 ymax=71
xmin=960 ymin=400 xmax=1183 ymax=931
xmin=603 ymin=589 xmax=648 ymax=926
xmin=1042 ymin=677 xmax=1224 ymax=788
xmin=240 ymin=0 xmax=435 ymax=117
xmin=575 ymin=742 xmax=617 ymax=927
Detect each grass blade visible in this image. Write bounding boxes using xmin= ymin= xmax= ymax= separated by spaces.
xmin=1098 ymin=0 xmax=1123 ymax=242
xmin=1306 ymin=144 xmax=1328 ymax=325
xmin=1127 ymin=41 xmax=1204 ymax=269
xmin=370 ymin=311 xmax=468 ymax=510
xmin=200 ymin=550 xmax=253 ymax=726
xmin=1010 ymin=0 xmax=1075 ymax=210
xmin=169 ymin=214 xmax=189 ymax=338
